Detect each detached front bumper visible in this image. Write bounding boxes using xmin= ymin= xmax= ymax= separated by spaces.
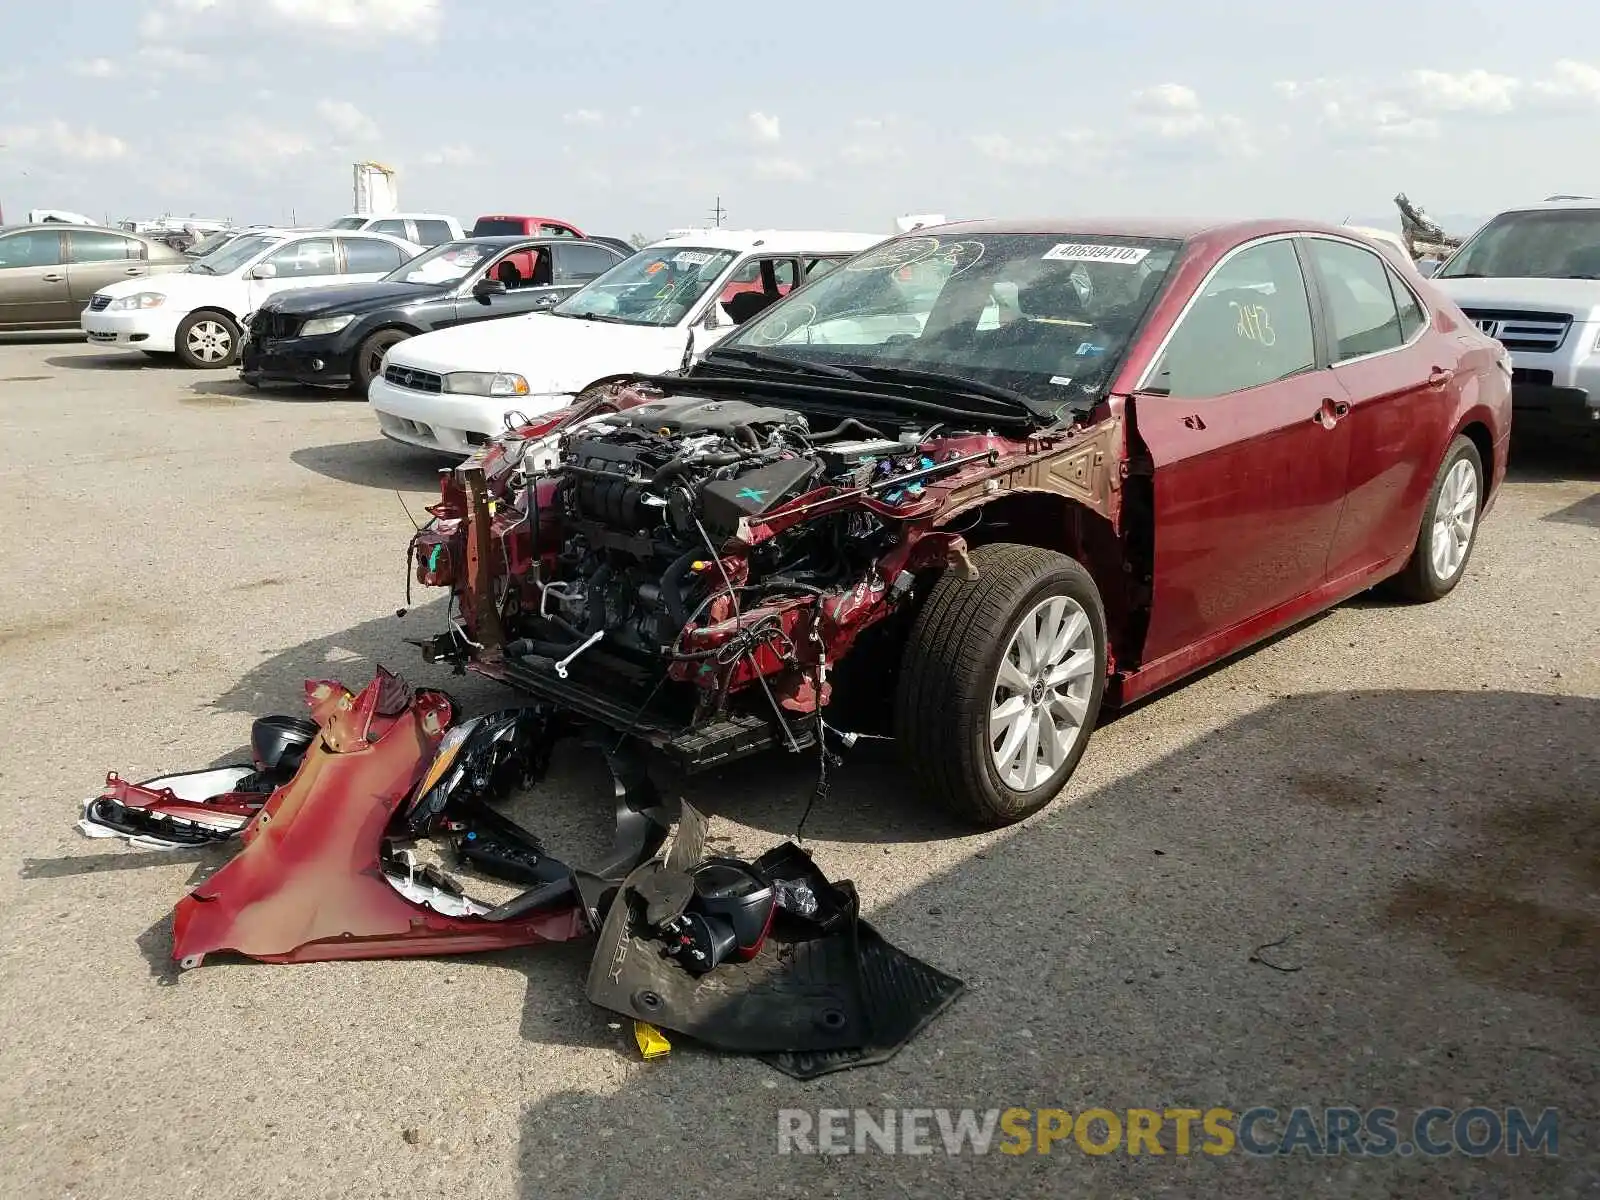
xmin=80 ymin=308 xmax=180 ymax=352
xmin=240 ymin=331 xmax=359 ymax=388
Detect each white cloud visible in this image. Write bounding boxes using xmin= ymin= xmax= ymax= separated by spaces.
xmin=141 ymin=0 xmax=439 ymax=43
xmin=421 ymin=144 xmax=478 ymax=166
xmin=0 ymin=120 xmax=129 ymax=161
xmin=71 ymin=58 xmax=119 ymax=79
xmin=970 ymin=133 xmax=1057 ymax=166
xmin=1133 ymin=82 xmax=1201 ymax=113
xmin=1407 ymin=68 xmax=1520 ymax=113
xmin=751 ymin=156 xmax=809 ymax=181
xmin=562 ymin=109 xmax=604 ymax=126
xmin=747 ymin=111 xmax=781 ymax=142
xmin=1532 ymin=59 xmax=1600 ymax=103
xmin=317 ymin=99 xmax=380 ymax=143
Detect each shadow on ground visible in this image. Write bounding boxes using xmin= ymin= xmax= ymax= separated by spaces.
xmin=510 ymin=689 xmax=1597 ymax=1199
xmin=44 ymin=351 xmax=172 ymax=371
xmin=291 ymin=439 xmax=457 ymax=489
xmin=1507 ymin=429 xmax=1600 ymax=484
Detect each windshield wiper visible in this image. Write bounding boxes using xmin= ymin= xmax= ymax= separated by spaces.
xmin=838 ymin=363 xmax=1032 ymax=411
xmin=188 ymin=262 xmax=216 ymax=275
xmin=706 ymin=346 xmax=866 ymax=380
xmin=555 ymin=310 xmax=625 ymax=323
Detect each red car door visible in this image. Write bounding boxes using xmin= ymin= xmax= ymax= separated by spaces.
xmin=1131 ymin=235 xmax=1353 ymax=666
xmin=1304 ymin=236 xmax=1459 ymax=579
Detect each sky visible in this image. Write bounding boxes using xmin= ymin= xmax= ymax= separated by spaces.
xmin=1 ymin=0 xmax=1597 ymax=240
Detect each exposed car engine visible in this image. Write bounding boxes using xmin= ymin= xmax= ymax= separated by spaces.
xmin=522 ymin=396 xmax=935 ymax=667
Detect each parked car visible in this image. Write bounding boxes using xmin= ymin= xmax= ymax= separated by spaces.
xmin=80 ymin=228 xmax=423 ymax=368
xmin=239 ymin=235 xmax=631 ymax=392
xmin=0 ymin=223 xmax=189 ymax=331
xmin=410 ymin=217 xmax=1510 ymax=827
xmin=1430 ymin=199 xmax=1600 ymax=432
xmin=587 ymin=236 xmax=641 ymax=258
xmin=368 ymin=228 xmax=880 ymax=454
xmin=327 ymin=213 xmax=464 ymax=247
xmin=469 ymin=215 xmax=585 ymax=239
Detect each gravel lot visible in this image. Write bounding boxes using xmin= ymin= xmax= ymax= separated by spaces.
xmin=0 ymin=334 xmax=1595 ymax=1200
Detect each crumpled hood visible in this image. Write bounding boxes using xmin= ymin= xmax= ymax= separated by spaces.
xmin=259 ymin=282 xmax=444 ymax=317
xmin=384 ymin=313 xmax=692 ymax=394
xmin=1433 ymin=276 xmax=1600 ymax=323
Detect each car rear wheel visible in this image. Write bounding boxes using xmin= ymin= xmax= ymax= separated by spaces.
xmin=894 ymin=542 xmax=1107 ymax=827
xmin=353 ymin=329 xmax=409 ymax=393
xmin=175 ymin=311 xmax=240 ymax=369
xmin=1389 ymin=434 xmax=1484 ymax=602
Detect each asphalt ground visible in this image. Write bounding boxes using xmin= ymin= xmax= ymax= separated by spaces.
xmin=0 ymin=333 xmax=1595 ymax=1199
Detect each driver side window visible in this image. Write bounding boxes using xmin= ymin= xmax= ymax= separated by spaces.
xmin=265 ymin=237 xmax=338 ymax=278
xmin=1148 ymin=239 xmax=1316 ymax=398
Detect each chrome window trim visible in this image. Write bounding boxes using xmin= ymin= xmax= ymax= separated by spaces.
xmin=1303 ymin=233 xmax=1430 ymax=368
xmin=1133 ymin=232 xmax=1308 ymax=393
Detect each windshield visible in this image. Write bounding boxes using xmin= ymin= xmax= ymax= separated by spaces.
xmin=385 ymin=240 xmax=493 ymax=285
xmin=712 ymin=232 xmax=1181 ymax=412
xmin=185 ymin=232 xmax=282 ymax=275
xmin=186 ymin=230 xmax=237 ymax=258
xmin=328 ymin=216 xmax=367 ymax=230
xmin=1437 ymin=208 xmax=1600 ymax=279
xmin=552 ymin=246 xmax=739 ymax=326
xmin=471 ymin=218 xmax=526 ymax=236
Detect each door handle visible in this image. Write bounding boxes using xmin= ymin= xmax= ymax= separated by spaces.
xmin=1313 ymin=397 xmax=1351 ymax=428
xmin=42 ymin=273 xmax=64 ymax=282
xmin=1427 ymin=366 xmax=1455 ymax=388
xmin=124 ymin=267 xmax=144 ymax=275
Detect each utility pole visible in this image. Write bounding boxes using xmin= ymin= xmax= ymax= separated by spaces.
xmin=707 ymin=195 xmax=726 ymax=228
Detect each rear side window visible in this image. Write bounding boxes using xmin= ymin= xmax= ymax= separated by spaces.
xmin=414 ymin=219 xmax=454 ymax=246
xmin=555 ymin=243 xmax=624 ymax=281
xmin=370 ymin=219 xmax=410 ymax=239
xmin=539 ymin=223 xmax=578 ymax=238
xmin=805 ymin=257 xmax=843 ymax=280
xmin=1386 ymin=263 xmax=1427 ymax=341
xmin=1307 ymin=238 xmax=1403 ymax=361
xmin=70 ymin=231 xmax=142 ymax=262
xmin=341 ymin=237 xmax=408 ymax=274
xmin=1149 ymin=239 xmax=1316 ymax=398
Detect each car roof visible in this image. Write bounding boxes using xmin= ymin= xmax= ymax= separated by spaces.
xmin=335 ymin=212 xmax=458 ymax=221
xmin=1482 ymin=198 xmax=1600 ymax=215
xmin=455 ymin=234 xmax=606 ymax=248
xmin=646 ymin=229 xmax=882 ymax=254
xmin=921 ymin=216 xmax=1375 ymax=243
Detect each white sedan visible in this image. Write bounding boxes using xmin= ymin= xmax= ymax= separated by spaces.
xmin=81 ymin=228 xmax=423 ymax=368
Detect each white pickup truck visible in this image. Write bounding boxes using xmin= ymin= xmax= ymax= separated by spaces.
xmin=1430 ymin=199 xmax=1600 ymax=433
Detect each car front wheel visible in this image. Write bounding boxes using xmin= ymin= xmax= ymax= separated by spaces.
xmin=1390 ymin=434 xmax=1484 ymax=601
xmin=894 ymin=542 xmax=1107 ymax=827
xmin=353 ymin=329 xmax=409 ymax=392
xmin=175 ymin=311 xmax=241 ymax=369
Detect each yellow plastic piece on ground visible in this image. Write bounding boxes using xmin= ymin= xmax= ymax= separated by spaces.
xmin=633 ymin=1021 xmax=672 ymax=1060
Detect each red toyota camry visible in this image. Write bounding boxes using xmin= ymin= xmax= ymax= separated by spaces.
xmin=413 ymin=217 xmax=1512 ymax=826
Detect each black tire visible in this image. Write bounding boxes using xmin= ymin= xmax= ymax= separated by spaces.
xmin=1388 ymin=434 xmax=1484 ymax=602
xmin=352 ymin=328 xmax=409 ymax=392
xmin=174 ymin=310 xmax=241 ymax=369
xmin=894 ymin=542 xmax=1107 ymax=827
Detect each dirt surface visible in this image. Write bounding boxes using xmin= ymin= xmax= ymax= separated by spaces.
xmin=1 ymin=335 xmax=1596 ymax=1199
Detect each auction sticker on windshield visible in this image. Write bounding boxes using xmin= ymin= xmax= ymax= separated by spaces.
xmin=672 ymin=250 xmax=715 ymax=266
xmin=1042 ymin=243 xmax=1150 ymax=265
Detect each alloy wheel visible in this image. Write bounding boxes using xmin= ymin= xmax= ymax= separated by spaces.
xmin=1429 ymin=457 xmax=1479 ymax=582
xmin=989 ymin=594 xmax=1096 ymax=791
xmin=186 ymin=320 xmax=233 ymax=364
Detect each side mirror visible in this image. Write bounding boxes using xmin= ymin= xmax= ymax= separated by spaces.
xmin=250 ymin=262 xmax=277 ymax=279
xmin=472 ymin=277 xmax=507 ymax=302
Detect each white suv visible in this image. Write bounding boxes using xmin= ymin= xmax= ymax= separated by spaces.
xmin=1430 ymin=200 xmax=1600 ymax=432
xmin=327 ymin=213 xmax=465 ymax=246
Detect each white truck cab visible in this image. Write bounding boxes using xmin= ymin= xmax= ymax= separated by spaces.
xmin=327 ymin=213 xmax=465 ymax=247
xmin=1430 ymin=199 xmax=1600 ymax=431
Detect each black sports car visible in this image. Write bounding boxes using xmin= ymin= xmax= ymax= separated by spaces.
xmin=239 ymin=235 xmax=629 ymax=392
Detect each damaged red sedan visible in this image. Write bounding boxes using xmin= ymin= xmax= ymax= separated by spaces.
xmin=411 ymin=219 xmax=1511 ymax=826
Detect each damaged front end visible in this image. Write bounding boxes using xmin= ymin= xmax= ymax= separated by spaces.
xmin=409 ymin=383 xmax=1086 ymax=769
